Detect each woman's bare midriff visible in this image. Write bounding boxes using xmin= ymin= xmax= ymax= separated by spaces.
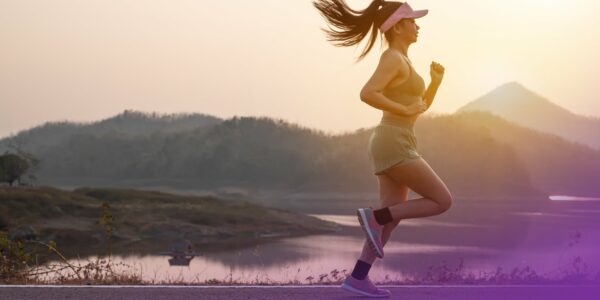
xmin=382 ymin=110 xmax=420 ymax=124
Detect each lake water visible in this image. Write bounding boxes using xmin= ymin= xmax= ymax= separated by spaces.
xmin=43 ymin=195 xmax=600 ymax=284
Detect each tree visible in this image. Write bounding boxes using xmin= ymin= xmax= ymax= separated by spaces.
xmin=2 ymin=138 xmax=41 ymax=186
xmin=0 ymin=153 xmax=30 ymax=186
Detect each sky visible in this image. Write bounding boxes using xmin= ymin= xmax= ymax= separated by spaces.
xmin=1 ymin=0 xmax=600 ymax=138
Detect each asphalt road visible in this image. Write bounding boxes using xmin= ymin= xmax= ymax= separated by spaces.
xmin=1 ymin=285 xmax=599 ymax=300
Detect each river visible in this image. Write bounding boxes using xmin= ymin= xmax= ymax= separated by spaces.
xmin=41 ymin=195 xmax=600 ymax=284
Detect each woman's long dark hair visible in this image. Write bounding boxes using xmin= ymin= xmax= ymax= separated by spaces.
xmin=313 ymin=0 xmax=403 ymax=61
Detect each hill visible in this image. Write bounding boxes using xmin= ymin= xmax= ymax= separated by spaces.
xmin=456 ymin=81 xmax=600 ymax=149
xmin=453 ymin=111 xmax=600 ymax=196
xmin=0 ymin=186 xmax=338 ymax=258
xmin=0 ymin=110 xmax=222 ymax=151
xmin=0 ymin=112 xmax=549 ymax=197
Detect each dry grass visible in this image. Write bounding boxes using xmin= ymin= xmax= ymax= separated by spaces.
xmin=7 ymin=253 xmax=599 ymax=286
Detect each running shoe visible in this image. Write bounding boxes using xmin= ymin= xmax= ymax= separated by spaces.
xmin=357 ymin=207 xmax=384 ymax=258
xmin=341 ymin=274 xmax=391 ymax=298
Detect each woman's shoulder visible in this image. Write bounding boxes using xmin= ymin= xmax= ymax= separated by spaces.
xmin=380 ymin=49 xmax=410 ymax=71
xmin=381 ymin=48 xmax=404 ymax=61
xmin=377 ymin=48 xmax=410 ymax=82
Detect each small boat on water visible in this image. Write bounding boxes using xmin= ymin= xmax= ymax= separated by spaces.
xmin=158 ymin=241 xmax=203 ymax=266
xmin=167 ymin=255 xmax=196 ymax=266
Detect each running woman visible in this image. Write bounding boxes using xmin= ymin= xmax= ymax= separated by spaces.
xmin=313 ymin=1 xmax=452 ymax=297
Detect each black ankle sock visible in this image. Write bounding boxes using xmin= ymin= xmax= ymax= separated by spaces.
xmin=373 ymin=207 xmax=393 ymax=225
xmin=350 ymin=259 xmax=371 ymax=280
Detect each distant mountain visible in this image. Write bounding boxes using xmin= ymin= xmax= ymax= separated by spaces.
xmin=456 ymin=82 xmax=600 ymax=149
xmin=5 ymin=109 xmax=600 ymax=196
xmin=0 ymin=111 xmax=548 ymax=197
xmin=0 ymin=110 xmax=222 ymax=152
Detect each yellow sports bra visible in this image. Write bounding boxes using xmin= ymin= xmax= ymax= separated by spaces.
xmin=380 ymin=53 xmax=426 ymax=128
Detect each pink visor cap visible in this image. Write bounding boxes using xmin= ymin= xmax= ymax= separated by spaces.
xmin=379 ymin=2 xmax=428 ymax=33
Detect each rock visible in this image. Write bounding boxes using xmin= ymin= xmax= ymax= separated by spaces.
xmin=9 ymin=225 xmax=38 ymax=241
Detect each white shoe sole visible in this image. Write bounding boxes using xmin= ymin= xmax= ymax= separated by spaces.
xmin=341 ymin=282 xmax=391 ymax=298
xmin=357 ymin=208 xmax=384 ymax=258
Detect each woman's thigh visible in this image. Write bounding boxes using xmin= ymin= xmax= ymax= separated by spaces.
xmin=382 ymin=158 xmax=452 ymax=209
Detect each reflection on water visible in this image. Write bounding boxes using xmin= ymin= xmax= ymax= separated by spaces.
xmin=549 ymin=195 xmax=600 ymax=201
xmin=511 ymin=211 xmax=583 ymax=218
xmin=51 ymin=235 xmax=499 ymax=284
xmin=570 ymin=209 xmax=600 ymax=214
xmin=310 ymin=214 xmax=496 ymax=229
xmin=47 ymin=196 xmax=600 ymax=284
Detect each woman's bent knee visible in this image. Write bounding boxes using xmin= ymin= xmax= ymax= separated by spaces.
xmin=439 ymin=200 xmax=452 ymax=213
xmin=437 ymin=194 xmax=453 ymax=213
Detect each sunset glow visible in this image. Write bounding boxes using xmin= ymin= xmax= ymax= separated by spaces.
xmin=1 ymin=0 xmax=599 ymax=137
